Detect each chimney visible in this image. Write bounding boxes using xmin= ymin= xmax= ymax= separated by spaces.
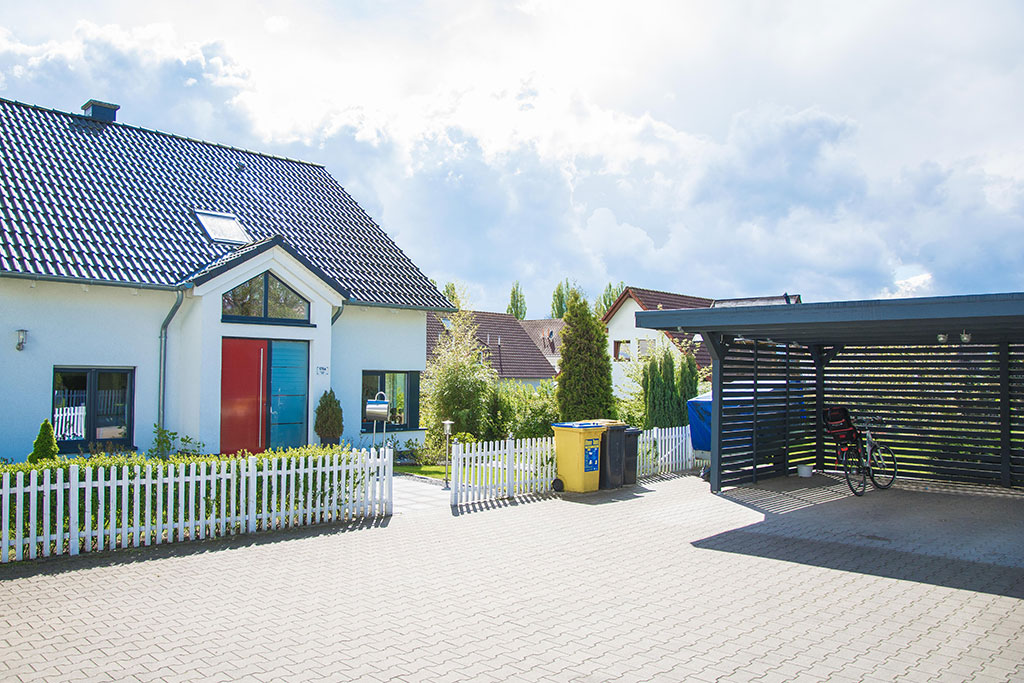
xmin=81 ymin=99 xmax=120 ymax=122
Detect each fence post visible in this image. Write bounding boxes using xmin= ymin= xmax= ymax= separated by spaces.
xmin=385 ymin=446 xmax=394 ymax=516
xmin=69 ymin=465 xmax=79 ymax=556
xmin=505 ymin=433 xmax=515 ymax=499
xmin=246 ymin=456 xmax=257 ymax=533
xmin=450 ymin=440 xmax=460 ymax=507
xmin=3 ymin=472 xmax=10 ymax=562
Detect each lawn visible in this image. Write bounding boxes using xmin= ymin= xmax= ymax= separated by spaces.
xmin=395 ymin=464 xmax=450 ymax=480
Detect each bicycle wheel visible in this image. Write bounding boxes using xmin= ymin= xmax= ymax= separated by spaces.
xmin=868 ymin=444 xmax=897 ymax=489
xmin=843 ymin=448 xmax=867 ymax=496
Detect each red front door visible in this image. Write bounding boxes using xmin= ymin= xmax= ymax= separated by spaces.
xmin=221 ymin=338 xmax=268 ymax=455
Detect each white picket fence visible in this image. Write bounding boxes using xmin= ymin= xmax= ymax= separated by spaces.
xmin=450 ymin=437 xmax=556 ymax=506
xmin=638 ymin=426 xmax=694 ymax=477
xmin=1 ymin=448 xmax=392 ymax=564
xmin=450 ymin=426 xmax=694 ymax=506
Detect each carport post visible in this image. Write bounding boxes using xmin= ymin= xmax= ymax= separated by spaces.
xmin=810 ymin=345 xmax=826 ymax=470
xmin=1000 ymin=342 xmax=1012 ymax=487
xmin=703 ymin=331 xmax=726 ymax=494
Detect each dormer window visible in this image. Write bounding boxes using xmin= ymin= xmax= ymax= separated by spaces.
xmin=222 ymin=272 xmax=310 ymax=324
xmin=196 ymin=209 xmax=251 ymax=245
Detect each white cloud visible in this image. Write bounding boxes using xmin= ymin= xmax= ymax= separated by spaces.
xmin=263 ymin=16 xmax=289 ymax=34
xmin=1 ymin=3 xmax=1023 ymax=312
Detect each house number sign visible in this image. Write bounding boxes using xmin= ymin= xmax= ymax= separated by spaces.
xmin=316 ymin=366 xmax=329 ymax=376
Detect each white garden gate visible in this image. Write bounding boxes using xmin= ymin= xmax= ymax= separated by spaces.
xmin=450 ymin=425 xmax=695 ymax=507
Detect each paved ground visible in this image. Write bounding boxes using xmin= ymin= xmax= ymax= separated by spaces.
xmin=2 ymin=472 xmax=1022 ymax=682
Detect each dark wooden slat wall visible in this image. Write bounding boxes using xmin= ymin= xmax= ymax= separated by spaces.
xmin=715 ymin=341 xmax=1022 ymax=489
xmin=718 ymin=341 xmax=816 ymax=487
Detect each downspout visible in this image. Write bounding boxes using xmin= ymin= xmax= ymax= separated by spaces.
xmin=331 ymin=299 xmax=346 ymax=324
xmin=158 ymin=287 xmax=186 ymax=432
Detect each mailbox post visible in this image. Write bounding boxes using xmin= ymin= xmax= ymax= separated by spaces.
xmin=365 ymin=391 xmax=389 ymax=449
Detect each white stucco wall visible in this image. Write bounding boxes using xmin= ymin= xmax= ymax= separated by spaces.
xmin=331 ymin=304 xmax=427 ymax=448
xmin=1 ymin=252 xmax=427 ymax=461
xmin=0 ymin=277 xmax=177 ymax=462
xmin=605 ymin=297 xmax=684 ymax=397
xmin=176 ymin=248 xmax=342 ymax=452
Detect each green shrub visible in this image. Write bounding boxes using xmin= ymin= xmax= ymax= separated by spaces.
xmin=421 ymin=310 xmax=497 ymax=461
xmin=314 ymin=389 xmax=344 ymax=444
xmin=484 ymin=380 xmax=560 ymax=440
xmin=29 ymin=419 xmax=59 ymax=464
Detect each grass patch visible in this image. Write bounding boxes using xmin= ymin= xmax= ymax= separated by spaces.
xmin=395 ymin=464 xmax=450 ymax=480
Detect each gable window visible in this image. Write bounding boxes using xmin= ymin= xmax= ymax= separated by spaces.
xmin=361 ymin=371 xmax=420 ymax=431
xmin=222 ymin=271 xmax=311 ymax=325
xmin=613 ymin=340 xmax=632 ymax=362
xmin=52 ymin=368 xmax=134 ymax=451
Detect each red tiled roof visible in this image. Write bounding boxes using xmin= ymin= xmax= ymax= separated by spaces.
xmin=427 ymin=311 xmax=557 ymax=380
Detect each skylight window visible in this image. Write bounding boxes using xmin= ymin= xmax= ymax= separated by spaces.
xmin=195 ymin=210 xmax=251 ymax=245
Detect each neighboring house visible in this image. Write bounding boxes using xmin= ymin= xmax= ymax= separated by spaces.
xmin=0 ymin=98 xmax=452 ymax=462
xmin=519 ymin=318 xmax=565 ymax=372
xmin=602 ymin=287 xmax=714 ymax=396
xmin=427 ymin=311 xmax=556 ymax=386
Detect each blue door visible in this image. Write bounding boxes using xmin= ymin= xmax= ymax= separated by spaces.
xmin=268 ymin=341 xmax=309 ymax=449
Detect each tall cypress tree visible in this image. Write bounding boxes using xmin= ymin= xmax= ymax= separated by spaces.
xmin=556 ymin=291 xmax=614 ymax=421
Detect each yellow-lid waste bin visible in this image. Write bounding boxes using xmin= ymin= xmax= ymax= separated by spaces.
xmin=551 ymin=421 xmax=607 ymax=493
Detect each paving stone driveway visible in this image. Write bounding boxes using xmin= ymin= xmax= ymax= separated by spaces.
xmin=2 ymin=473 xmax=1022 ymax=682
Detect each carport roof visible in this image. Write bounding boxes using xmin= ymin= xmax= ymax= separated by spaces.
xmin=635 ymin=291 xmax=1024 ymax=346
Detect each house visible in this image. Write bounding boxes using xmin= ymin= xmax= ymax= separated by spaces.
xmin=427 ymin=311 xmax=556 ymax=386
xmin=519 ymin=318 xmax=565 ymax=372
xmin=601 ymin=287 xmax=714 ymax=396
xmin=0 ymin=98 xmax=452 ymax=461
xmin=602 ymin=286 xmax=801 ymax=396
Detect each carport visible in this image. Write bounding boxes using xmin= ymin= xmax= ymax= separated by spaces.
xmin=636 ymin=292 xmax=1024 ymax=493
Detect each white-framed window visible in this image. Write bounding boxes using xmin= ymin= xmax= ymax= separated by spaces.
xmin=637 ymin=339 xmax=653 ymax=359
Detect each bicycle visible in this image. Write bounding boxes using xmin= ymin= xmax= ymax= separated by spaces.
xmin=822 ymin=406 xmax=898 ymax=496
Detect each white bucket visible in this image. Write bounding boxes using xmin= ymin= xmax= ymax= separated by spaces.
xmin=797 ymin=464 xmax=813 ymax=478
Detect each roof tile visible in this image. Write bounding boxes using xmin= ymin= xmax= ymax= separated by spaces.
xmin=0 ymin=98 xmax=450 ymax=309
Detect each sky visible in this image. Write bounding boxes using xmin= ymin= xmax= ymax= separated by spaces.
xmin=2 ymin=1 xmax=1023 ymax=314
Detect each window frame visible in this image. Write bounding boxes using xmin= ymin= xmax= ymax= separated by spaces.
xmin=360 ymin=370 xmax=420 ymax=432
xmin=613 ymin=340 xmax=632 ymax=362
xmin=221 ymin=271 xmax=313 ymax=327
xmin=51 ymin=367 xmax=135 ymax=453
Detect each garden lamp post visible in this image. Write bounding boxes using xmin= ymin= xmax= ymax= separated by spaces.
xmin=442 ymin=419 xmax=454 ymax=489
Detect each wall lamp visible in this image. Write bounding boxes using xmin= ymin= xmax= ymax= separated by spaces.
xmin=936 ymin=333 xmax=948 ymax=344
xmin=16 ymin=329 xmax=27 ymax=351
xmin=960 ymin=330 xmax=972 ymax=343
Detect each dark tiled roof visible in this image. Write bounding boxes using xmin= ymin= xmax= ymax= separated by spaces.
xmin=427 ymin=311 xmax=557 ymax=380
xmin=518 ymin=318 xmax=565 ymax=369
xmin=0 ymin=98 xmax=451 ymax=309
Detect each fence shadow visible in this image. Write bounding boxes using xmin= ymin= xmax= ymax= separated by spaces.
xmin=0 ymin=515 xmax=391 ymax=580
xmin=692 ymin=474 xmax=1024 ymax=599
xmin=450 ymin=492 xmax=558 ymax=517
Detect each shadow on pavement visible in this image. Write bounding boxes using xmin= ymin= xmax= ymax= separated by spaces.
xmin=0 ymin=515 xmax=391 ymax=580
xmin=557 ymin=471 xmax=692 ymax=506
xmin=450 ymin=493 xmax=557 ymax=517
xmin=693 ymin=473 xmax=1024 ymax=599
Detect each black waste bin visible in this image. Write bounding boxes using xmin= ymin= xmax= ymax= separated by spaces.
xmin=599 ymin=424 xmax=626 ymax=489
xmin=623 ymin=427 xmax=641 ymax=485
